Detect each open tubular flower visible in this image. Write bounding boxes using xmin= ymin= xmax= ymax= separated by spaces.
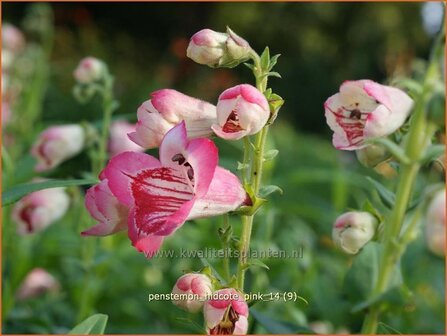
xmin=172 ymin=273 xmax=213 ymax=313
xmin=31 ymin=124 xmax=85 ymax=172
xmin=212 ymin=84 xmax=270 ymax=140
xmin=426 ymin=189 xmax=446 ymax=257
xmin=187 ymin=28 xmax=251 ymax=68
xmin=332 ymin=211 xmax=378 ymax=254
xmin=204 ymin=288 xmax=249 ymax=335
xmin=324 ymin=80 xmax=413 ymax=150
xmin=128 ymin=89 xmax=217 ymax=149
xmin=84 ymin=122 xmax=249 ymax=258
xmin=12 ymin=187 xmax=70 ymax=235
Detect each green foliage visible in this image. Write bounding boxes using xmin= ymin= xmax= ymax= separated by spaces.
xmin=69 ymin=314 xmax=108 ymax=335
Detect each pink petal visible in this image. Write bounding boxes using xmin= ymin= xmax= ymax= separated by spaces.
xmin=219 ymin=84 xmax=269 ymax=111
xmin=160 ymin=122 xmax=218 ymax=198
xmin=82 ymin=180 xmax=128 ymax=236
xmin=159 ymin=121 xmax=189 ymax=168
xmin=102 ymin=151 xmax=161 ymax=206
xmin=185 ymin=138 xmax=218 ymax=197
xmin=130 ymin=166 xmax=195 ymax=236
xmin=128 ymin=210 xmax=165 ymax=259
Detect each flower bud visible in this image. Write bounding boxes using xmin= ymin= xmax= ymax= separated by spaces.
xmin=2 ymin=23 xmax=25 ymax=54
xmin=204 ymin=288 xmax=249 ymax=335
xmin=332 ymin=211 xmax=378 ymax=254
xmin=324 ymin=80 xmax=413 ymax=150
xmin=12 ymin=187 xmax=70 ymax=235
xmin=187 ymin=28 xmax=251 ymax=68
xmin=73 ymin=57 xmax=105 ymax=84
xmin=31 ymin=124 xmax=85 ymax=172
xmin=426 ymin=189 xmax=445 ymax=257
xmin=108 ymin=120 xmax=145 ymax=157
xmin=356 ymin=144 xmax=389 ymax=168
xmin=16 ymin=268 xmax=60 ymax=300
xmin=128 ymin=89 xmax=216 ymax=149
xmin=171 ymin=273 xmax=213 ymax=313
xmin=212 ymin=84 xmax=270 ymax=140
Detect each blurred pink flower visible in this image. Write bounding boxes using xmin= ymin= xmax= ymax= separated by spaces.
xmin=2 ymin=23 xmax=25 ymax=53
xmin=324 ymin=80 xmax=413 ymax=150
xmin=204 ymin=288 xmax=249 ymax=335
xmin=31 ymin=124 xmax=85 ymax=172
xmin=212 ymin=84 xmax=270 ymax=140
xmin=74 ymin=56 xmax=105 ymax=84
xmin=86 ymin=122 xmax=249 ymax=258
xmin=172 ymin=273 xmax=213 ymax=312
xmin=12 ymin=187 xmax=70 ymax=235
xmin=426 ymin=189 xmax=446 ymax=257
xmin=16 ymin=268 xmax=59 ymax=300
xmin=108 ymin=120 xmax=144 ymax=157
xmin=128 ymin=89 xmax=216 ymax=149
xmin=2 ymin=101 xmax=11 ymax=127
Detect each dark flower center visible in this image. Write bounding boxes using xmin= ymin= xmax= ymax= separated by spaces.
xmin=222 ymin=111 xmax=244 ymax=133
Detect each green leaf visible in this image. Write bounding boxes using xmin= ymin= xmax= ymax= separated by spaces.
xmin=267 ymin=71 xmax=282 ymax=79
xmin=69 ymin=314 xmax=108 ymax=334
xmin=2 ymin=178 xmax=98 ymax=206
xmin=366 ymin=177 xmax=395 ymax=209
xmin=260 ymin=47 xmax=270 ymax=71
xmin=259 ymin=185 xmax=283 ymax=198
xmin=242 ymin=258 xmax=270 ymax=271
xmin=199 ymin=257 xmax=225 ymax=284
xmin=250 ymin=309 xmax=314 ymax=334
xmin=343 ymin=242 xmax=380 ymax=302
xmin=368 ymin=138 xmax=410 ymax=164
xmin=263 ymin=149 xmax=279 ymax=161
xmin=362 ymin=199 xmax=384 ymax=223
xmin=420 ymin=144 xmax=445 ymax=165
xmin=243 ymin=62 xmax=254 ymax=71
xmin=268 ymin=54 xmax=281 ymax=71
xmin=351 ymin=285 xmax=412 ymax=313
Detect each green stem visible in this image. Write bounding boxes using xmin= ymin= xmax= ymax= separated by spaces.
xmin=361 ymin=26 xmax=443 ymax=334
xmin=95 ymin=77 xmax=115 ymax=174
xmin=222 ymin=215 xmax=231 ymax=282
xmin=236 ymin=52 xmax=270 ymax=289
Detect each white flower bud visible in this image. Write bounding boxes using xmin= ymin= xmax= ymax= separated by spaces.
xmin=332 ymin=211 xmax=378 ymax=254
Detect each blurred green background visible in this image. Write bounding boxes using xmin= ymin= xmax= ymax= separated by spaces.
xmin=2 ymin=2 xmax=444 ymax=334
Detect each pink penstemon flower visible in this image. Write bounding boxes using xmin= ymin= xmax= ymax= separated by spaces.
xmin=128 ymin=89 xmax=217 ymax=149
xmin=31 ymin=124 xmax=86 ymax=172
xmin=12 ymin=186 xmax=70 ymax=235
xmin=212 ymin=84 xmax=270 ymax=140
xmin=203 ymin=288 xmax=249 ymax=335
xmin=84 ymin=121 xmax=249 ymax=258
xmin=324 ymin=80 xmax=413 ymax=150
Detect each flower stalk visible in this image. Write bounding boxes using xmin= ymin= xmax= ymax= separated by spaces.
xmin=361 ymin=23 xmax=444 ymax=334
xmin=236 ymin=52 xmax=270 ymax=290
